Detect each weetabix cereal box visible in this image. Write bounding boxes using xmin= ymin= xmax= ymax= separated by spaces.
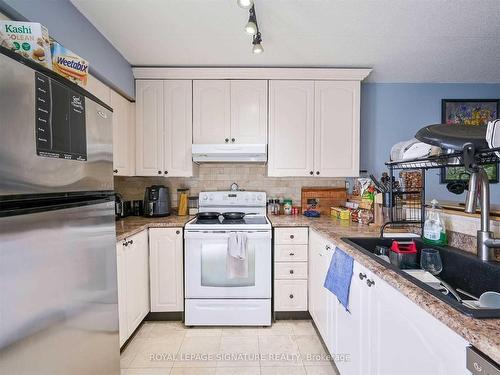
xmin=0 ymin=21 xmax=52 ymax=68
xmin=50 ymin=41 xmax=89 ymax=87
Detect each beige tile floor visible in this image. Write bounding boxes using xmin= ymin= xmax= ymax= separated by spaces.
xmin=121 ymin=320 xmax=339 ymax=375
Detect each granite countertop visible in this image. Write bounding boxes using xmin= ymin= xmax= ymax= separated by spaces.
xmin=270 ymin=215 xmax=500 ymax=364
xmin=115 ymin=214 xmax=499 ymax=363
xmin=116 ymin=215 xmax=193 ymax=241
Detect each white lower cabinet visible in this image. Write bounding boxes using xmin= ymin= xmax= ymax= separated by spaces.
xmin=116 ymin=230 xmax=150 ymax=347
xmin=274 ymin=227 xmax=309 ymax=312
xmin=149 ymin=228 xmax=184 ymax=312
xmin=308 ymin=229 xmax=469 ymax=375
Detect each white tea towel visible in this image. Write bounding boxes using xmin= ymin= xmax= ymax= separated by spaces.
xmin=227 ymin=232 xmax=248 ymax=279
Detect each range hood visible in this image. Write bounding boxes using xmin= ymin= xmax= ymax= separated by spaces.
xmin=192 ymin=144 xmax=267 ymax=163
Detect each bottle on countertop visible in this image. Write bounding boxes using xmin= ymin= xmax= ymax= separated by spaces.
xmin=423 ymin=199 xmax=448 ymax=246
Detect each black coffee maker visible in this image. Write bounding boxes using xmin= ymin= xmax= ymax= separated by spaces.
xmin=144 ymin=185 xmax=171 ymax=217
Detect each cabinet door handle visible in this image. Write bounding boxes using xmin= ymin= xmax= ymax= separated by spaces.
xmin=289 ymin=269 xmax=294 ymax=274
xmin=113 ymin=169 xmax=118 ymax=173
xmin=158 ymin=170 xmax=162 ymax=175
xmin=289 ymin=294 xmax=294 ymax=299
xmin=366 ymin=279 xmax=375 ymax=287
xmin=231 ymin=138 xmax=235 ymax=143
xmin=290 ymin=234 xmax=294 ymax=239
xmin=128 ymin=240 xmax=133 ymax=245
xmin=309 ymin=171 xmax=314 ymax=175
xmin=123 ymin=241 xmax=128 ymax=247
xmin=289 ymin=252 xmax=295 ymax=256
xmin=316 ymin=171 xmax=320 ymax=175
xmin=325 ymin=245 xmax=331 ymax=251
xmin=225 ymin=138 xmax=229 ymax=143
xmin=359 ymin=273 xmax=367 ymax=280
xmin=176 ymin=230 xmax=180 ymax=235
xmin=164 ymin=170 xmax=168 ymax=175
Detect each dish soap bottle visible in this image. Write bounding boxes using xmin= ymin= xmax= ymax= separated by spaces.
xmin=423 ymin=199 xmax=448 ymax=246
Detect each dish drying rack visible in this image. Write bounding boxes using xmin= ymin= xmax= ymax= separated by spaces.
xmin=381 ymin=146 xmax=500 ymax=235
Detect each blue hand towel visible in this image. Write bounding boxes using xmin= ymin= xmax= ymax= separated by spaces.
xmin=324 ymin=247 xmax=354 ymax=312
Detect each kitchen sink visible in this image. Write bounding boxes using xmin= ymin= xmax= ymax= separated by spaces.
xmin=342 ymin=237 xmax=500 ymax=319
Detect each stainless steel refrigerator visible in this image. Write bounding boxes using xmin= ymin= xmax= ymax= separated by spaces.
xmin=0 ymin=47 xmax=119 ymax=374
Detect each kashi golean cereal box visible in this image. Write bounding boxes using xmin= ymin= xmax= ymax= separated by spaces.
xmin=0 ymin=21 xmax=52 ymax=68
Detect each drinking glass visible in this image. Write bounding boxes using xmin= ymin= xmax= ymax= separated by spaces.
xmin=420 ymin=248 xmax=443 ymax=275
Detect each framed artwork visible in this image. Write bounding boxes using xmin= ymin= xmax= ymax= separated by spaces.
xmin=440 ymin=99 xmax=499 ymax=184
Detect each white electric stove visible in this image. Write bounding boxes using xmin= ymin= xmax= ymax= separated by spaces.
xmin=184 ymin=191 xmax=272 ymax=326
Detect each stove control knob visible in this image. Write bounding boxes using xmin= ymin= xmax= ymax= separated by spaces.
xmin=256 ymin=194 xmax=263 ymax=201
xmin=202 ymin=194 xmax=208 ymax=201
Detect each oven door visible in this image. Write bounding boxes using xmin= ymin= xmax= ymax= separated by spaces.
xmin=184 ymin=230 xmax=271 ymax=299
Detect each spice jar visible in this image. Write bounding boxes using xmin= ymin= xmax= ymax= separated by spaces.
xmin=283 ymin=199 xmax=293 ymax=215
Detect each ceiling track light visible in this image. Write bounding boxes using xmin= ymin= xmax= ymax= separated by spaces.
xmin=237 ymin=0 xmax=254 ymax=9
xmin=237 ymin=2 xmax=264 ymax=54
xmin=252 ymin=32 xmax=263 ymax=54
xmin=245 ymin=6 xmax=258 ymax=35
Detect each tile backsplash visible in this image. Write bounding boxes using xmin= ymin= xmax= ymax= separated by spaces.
xmin=115 ymin=163 xmax=345 ymax=206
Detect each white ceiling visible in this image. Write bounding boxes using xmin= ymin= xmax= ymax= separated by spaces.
xmin=71 ymin=0 xmax=500 ymax=83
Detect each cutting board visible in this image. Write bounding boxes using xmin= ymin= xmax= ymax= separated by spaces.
xmin=301 ymin=187 xmax=347 ymax=215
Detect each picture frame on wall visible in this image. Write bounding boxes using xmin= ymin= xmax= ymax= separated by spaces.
xmin=440 ymin=99 xmax=500 ymax=184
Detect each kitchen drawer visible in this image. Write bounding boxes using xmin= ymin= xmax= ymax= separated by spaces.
xmin=275 ymin=262 xmax=308 ymax=280
xmin=274 ymin=280 xmax=308 ymax=311
xmin=275 ymin=245 xmax=308 ymax=262
xmin=274 ymin=227 xmax=308 ymax=245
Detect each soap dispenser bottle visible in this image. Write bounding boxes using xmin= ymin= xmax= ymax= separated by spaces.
xmin=423 ymin=199 xmax=448 ymax=246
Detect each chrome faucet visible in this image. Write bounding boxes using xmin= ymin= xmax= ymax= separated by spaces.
xmin=464 ymin=167 xmax=500 ymax=261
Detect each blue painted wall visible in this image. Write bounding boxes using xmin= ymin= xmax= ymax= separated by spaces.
xmin=0 ymin=0 xmax=134 ymax=98
xmin=360 ymin=83 xmax=500 ymax=204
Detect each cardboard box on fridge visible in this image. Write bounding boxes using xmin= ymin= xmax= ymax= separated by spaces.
xmin=51 ymin=41 xmax=89 ymax=87
xmin=0 ymin=21 xmax=52 ymax=68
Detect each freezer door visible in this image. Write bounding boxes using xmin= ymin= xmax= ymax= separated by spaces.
xmin=0 ymin=199 xmax=119 ymax=375
xmin=0 ymin=52 xmax=113 ymax=197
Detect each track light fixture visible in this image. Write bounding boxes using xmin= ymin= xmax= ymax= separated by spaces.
xmin=237 ymin=0 xmax=254 ymax=9
xmin=237 ymin=2 xmax=264 ymax=54
xmin=244 ymin=6 xmax=257 ymax=35
xmin=252 ymin=32 xmax=263 ymax=54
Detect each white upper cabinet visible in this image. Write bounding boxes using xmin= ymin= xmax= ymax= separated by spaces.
xmin=136 ymin=80 xmax=164 ymax=176
xmin=163 ymin=80 xmax=193 ymax=177
xmin=268 ymin=81 xmax=315 ymax=177
xmin=268 ymin=80 xmax=361 ymax=177
xmin=314 ymin=81 xmax=360 ymax=177
xmin=136 ymin=80 xmax=193 ymax=177
xmin=111 ymin=90 xmax=135 ymax=176
xmin=193 ymin=80 xmax=231 ymax=144
xmin=193 ymin=80 xmax=268 ymax=144
xmin=230 ymin=80 xmax=268 ymax=144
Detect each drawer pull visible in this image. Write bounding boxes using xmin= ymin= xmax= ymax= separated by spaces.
xmin=289 ymin=294 xmax=294 ymax=299
xmin=359 ymin=273 xmax=367 ymax=280
xmin=176 ymin=230 xmax=180 ymax=235
xmin=290 ymin=234 xmax=295 ymax=239
xmin=289 ymin=269 xmax=294 ymax=274
xmin=289 ymin=252 xmax=295 ymax=256
xmin=367 ymin=279 xmax=375 ymax=287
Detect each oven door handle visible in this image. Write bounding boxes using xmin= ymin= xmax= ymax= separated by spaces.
xmin=184 ymin=230 xmax=271 ymax=240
